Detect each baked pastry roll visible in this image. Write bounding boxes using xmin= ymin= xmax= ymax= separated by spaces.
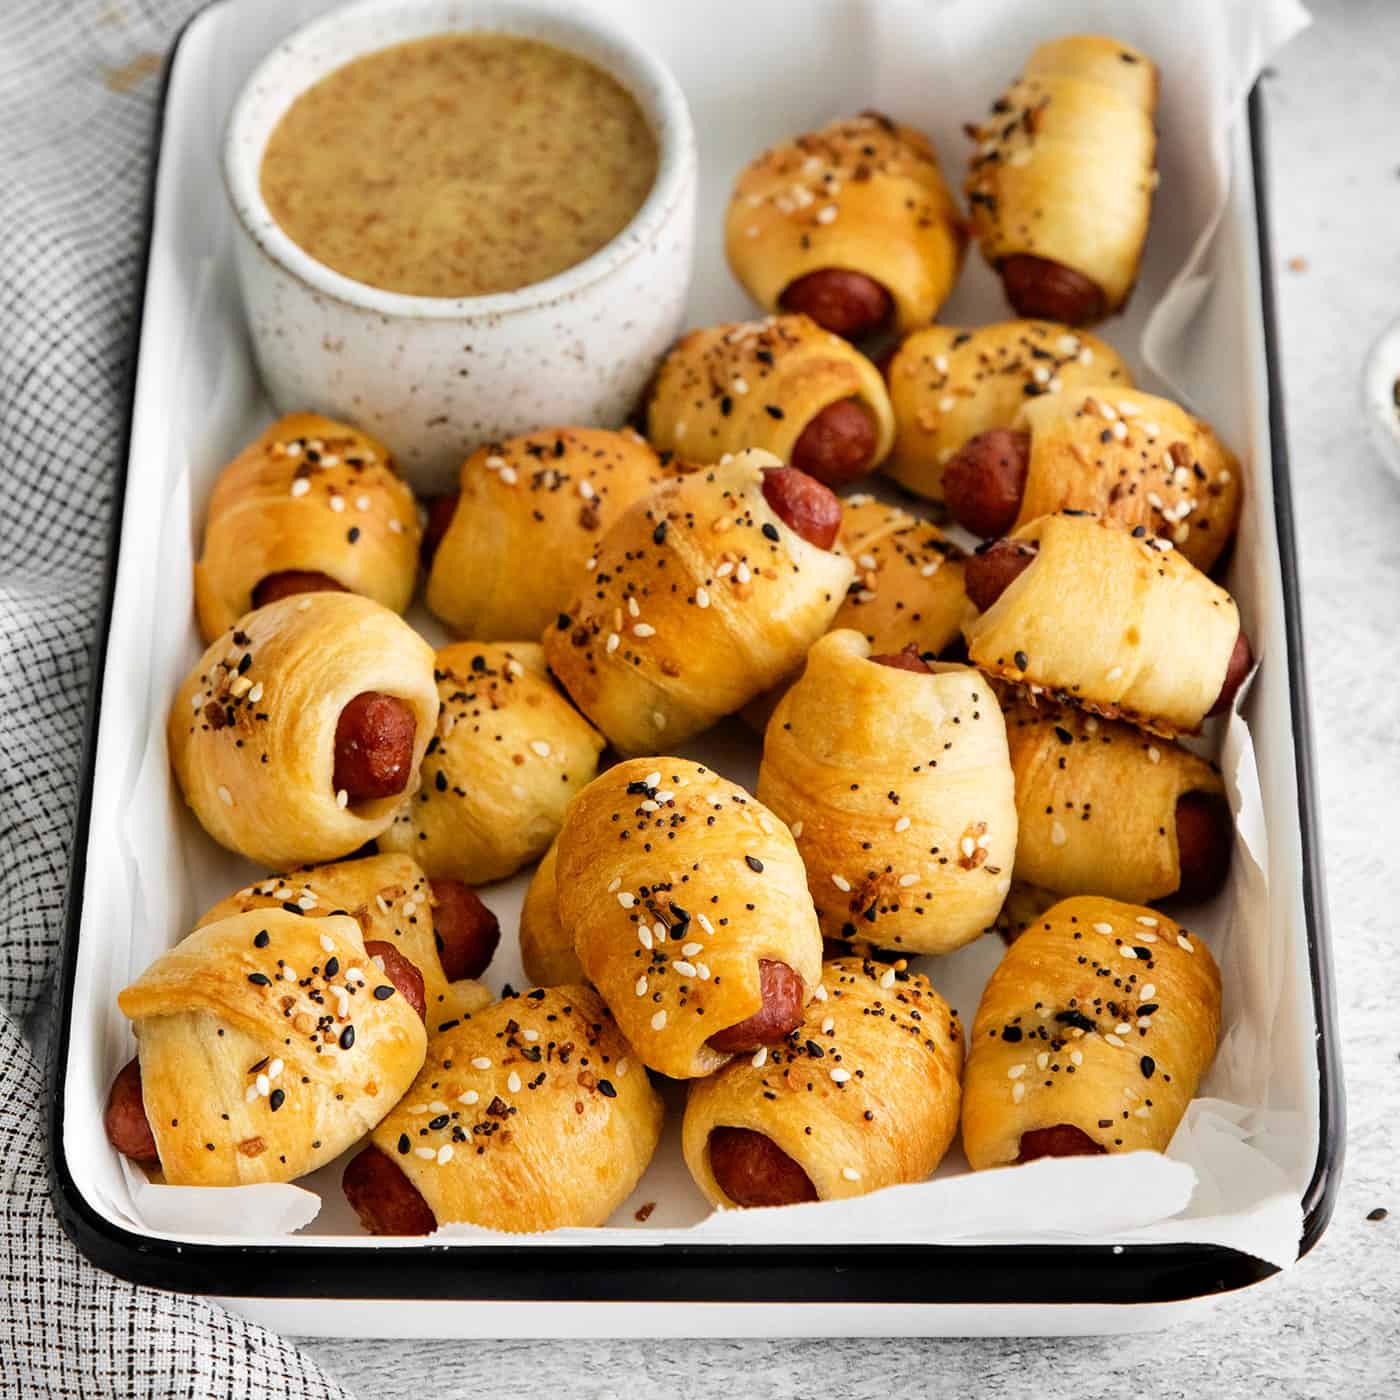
xmin=943 ymin=387 xmax=1242 ymax=571
xmin=1004 ymin=696 xmax=1231 ymax=905
xmin=883 ymin=320 xmax=1132 ymax=501
xmin=556 ymin=758 xmax=823 ymax=1080
xmin=193 ymin=413 xmax=419 ymax=644
xmin=724 ymin=112 xmax=965 ymax=339
xmin=108 ymin=909 xmax=426 ymax=1185
xmin=964 ymin=36 xmax=1158 ymax=324
xmin=544 ymin=451 xmax=853 ymax=757
xmin=683 ymin=957 xmax=963 ymax=1207
xmin=758 ymin=630 xmax=1016 ymax=954
xmin=962 ymin=895 xmax=1221 ymax=1168
xmin=379 ymin=642 xmax=604 ymax=885
xmin=519 ymin=839 xmax=585 ymax=987
xmin=168 ymin=593 xmax=439 ymax=869
xmin=962 ymin=512 xmax=1249 ymax=737
xmin=196 ymin=852 xmax=496 ymax=1031
xmin=424 ymin=427 xmax=679 ymax=642
xmin=343 ymin=986 xmax=663 ymax=1234
xmin=645 ymin=316 xmax=895 ymax=487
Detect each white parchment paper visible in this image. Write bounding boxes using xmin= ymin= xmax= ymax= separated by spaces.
xmin=66 ymin=0 xmax=1318 ymax=1272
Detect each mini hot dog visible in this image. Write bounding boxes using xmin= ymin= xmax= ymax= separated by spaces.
xmin=725 ymin=113 xmax=965 ymax=338
xmin=683 ymin=957 xmax=963 ymax=1207
xmin=645 ymin=316 xmax=895 ymax=488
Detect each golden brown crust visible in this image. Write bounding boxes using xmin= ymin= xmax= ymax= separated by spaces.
xmin=194 ymin=413 xmax=419 ymax=644
xmin=758 ymin=631 xmax=1016 ymax=954
xmin=519 ymin=840 xmax=585 ymax=987
xmin=544 ymin=451 xmax=853 ymax=756
xmin=117 ymin=909 xmax=426 ymax=1186
xmin=195 ymin=853 xmax=489 ymax=1029
xmin=961 ymin=896 xmax=1221 ymax=1169
xmin=683 ymin=957 xmax=963 ymax=1205
xmin=556 ymin=758 xmax=822 ymax=1079
xmin=368 ymin=986 xmax=663 ymax=1232
xmin=167 ymin=593 xmax=439 ymax=868
xmin=964 ymin=36 xmax=1159 ymax=318
xmin=724 ymin=114 xmax=965 ymax=334
xmin=646 ymin=317 xmax=894 ymax=468
xmin=1012 ymin=388 xmax=1241 ymax=571
xmin=884 ymin=321 xmax=1132 ymax=500
xmin=426 ymin=428 xmax=680 ymax=642
xmin=962 ymin=512 xmax=1240 ymax=737
xmin=379 ymin=642 xmax=603 ymax=885
xmin=1003 ymin=695 xmax=1225 ymax=903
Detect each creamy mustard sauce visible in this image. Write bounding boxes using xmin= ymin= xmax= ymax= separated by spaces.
xmin=259 ymin=34 xmax=658 ymax=298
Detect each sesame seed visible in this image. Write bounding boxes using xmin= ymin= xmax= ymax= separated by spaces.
xmin=522 ymin=1028 xmax=539 ymax=1042
xmin=736 ymin=562 xmax=752 ymax=584
xmin=821 ymin=1017 xmax=835 ymax=1034
xmin=1121 ymin=946 xmax=1138 ymax=960
xmin=1008 ymin=1064 xmax=1025 ymax=1079
xmin=879 ymin=968 xmax=897 ymax=989
xmin=336 ymin=788 xmax=348 ymax=808
xmin=498 ymin=466 xmax=518 ymax=485
xmin=638 ymin=927 xmax=653 ymax=951
xmin=1037 ymin=1052 xmax=1050 ymax=1070
xmin=1136 ymin=916 xmax=1159 ymax=927
xmin=898 ymin=873 xmax=918 ymax=887
xmin=939 ymin=396 xmax=956 ymax=412
xmin=416 ymin=1147 xmax=435 ymax=1160
xmin=1178 ymin=934 xmax=1196 ymax=953
xmin=1051 ymin=821 xmax=1067 ymax=846
xmin=217 ymin=785 xmax=233 ymax=806
xmin=697 ymin=914 xmax=715 ymax=935
xmin=682 ymin=942 xmax=703 ymax=958
xmin=751 ymin=1047 xmax=768 ymax=1068
xmin=1093 ymin=922 xmax=1114 ymax=934
xmin=1139 ymin=984 xmax=1157 ymax=1000
xmin=1106 ymin=666 xmax=1124 ymax=682
xmin=459 ymin=1090 xmax=479 ymax=1105
xmin=606 ymin=632 xmax=620 ymax=653
xmin=960 ymin=837 xmax=976 ymax=858
xmin=471 ymin=1057 xmax=491 ymax=1070
xmin=248 ymin=682 xmax=264 ymax=703
xmin=813 ymin=985 xmax=828 ymax=1002
xmin=329 ymin=495 xmax=345 ymax=513
xmin=1070 ymin=1050 xmax=1083 ymax=1066
xmin=1148 ymin=747 xmax=1162 ymax=764
xmin=674 ymin=961 xmax=697 ymax=978
xmin=816 ymin=204 xmax=838 ymax=224
xmin=290 ymin=478 xmax=310 ymax=497
xmin=697 ymin=962 xmax=712 ymax=980
xmin=633 ymin=623 xmax=656 ymax=638
xmin=1116 ymin=1023 xmax=1133 ymax=1036
xmin=894 ymin=816 xmax=911 ymax=833
xmin=841 ymin=1166 xmax=861 ymax=1181
xmin=1105 ymin=1033 xmax=1126 ymax=1048
xmin=1012 ymin=1082 xmax=1026 ymax=1103
xmin=607 ymin=877 xmax=622 ymax=893
xmin=831 ymin=1067 xmax=852 ymax=1083
xmin=507 ymin=1072 xmax=521 ymax=1093
xmin=651 ymin=1010 xmax=668 ymax=1031
xmin=791 ymin=821 xmax=804 ymax=839
xmin=831 ymin=874 xmax=851 ymax=892
xmin=652 ymin=711 xmax=666 ymax=729
xmin=530 ymin=739 xmax=551 ymax=757
xmin=618 ymin=892 xmax=636 ymax=908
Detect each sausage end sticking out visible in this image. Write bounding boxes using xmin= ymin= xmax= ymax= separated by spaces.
xmin=421 ymin=493 xmax=459 ymax=568
xmin=999 ymin=255 xmax=1105 ymax=326
xmin=759 ymin=466 xmax=842 ymax=550
xmin=706 ymin=959 xmax=806 ymax=1053
xmin=1174 ymin=790 xmax=1233 ymax=904
xmin=708 ymin=1126 xmax=819 ymax=1207
xmin=429 ymin=879 xmax=500 ymax=981
xmin=963 ymin=537 xmax=1039 ymax=612
xmin=943 ymin=429 xmax=1031 ymax=538
xmin=343 ymin=1146 xmax=437 ymax=1235
xmin=869 ymin=643 xmax=933 ymax=674
xmin=251 ymin=571 xmax=348 ymax=610
xmin=333 ymin=692 xmax=417 ymax=803
xmin=1016 ymin=1124 xmax=1108 ymax=1163
xmin=1206 ymin=629 xmax=1253 ymax=718
xmin=778 ymin=269 xmax=894 ymax=341
xmin=363 ymin=940 xmax=427 ymax=1022
xmin=104 ymin=1057 xmax=159 ymax=1165
xmin=789 ymin=399 xmax=878 ymax=487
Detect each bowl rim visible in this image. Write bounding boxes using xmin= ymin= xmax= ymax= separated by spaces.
xmin=222 ymin=0 xmax=695 ymax=321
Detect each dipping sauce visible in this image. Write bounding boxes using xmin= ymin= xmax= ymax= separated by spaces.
xmin=259 ymin=34 xmax=659 ymax=298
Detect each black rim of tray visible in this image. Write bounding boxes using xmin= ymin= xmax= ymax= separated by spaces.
xmin=46 ymin=17 xmax=1343 ymax=1306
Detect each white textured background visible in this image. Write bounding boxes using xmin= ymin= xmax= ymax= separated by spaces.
xmin=296 ymin=2 xmax=1398 ymax=1394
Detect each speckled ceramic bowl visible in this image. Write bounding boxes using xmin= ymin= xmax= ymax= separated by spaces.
xmin=224 ymin=0 xmax=697 ymax=492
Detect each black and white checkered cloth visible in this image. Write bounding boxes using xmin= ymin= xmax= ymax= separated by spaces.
xmin=0 ymin=3 xmax=350 ymax=1394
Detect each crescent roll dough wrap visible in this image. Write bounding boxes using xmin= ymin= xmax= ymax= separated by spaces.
xmin=195 ymin=853 xmax=491 ymax=1029
xmin=117 ymin=909 xmax=426 ymax=1186
xmin=962 ymin=896 xmax=1221 ymax=1169
xmin=683 ymin=958 xmax=963 ymax=1207
xmin=884 ymin=321 xmax=1132 ymax=500
xmin=544 ymin=451 xmax=853 ymax=756
xmin=724 ymin=113 xmax=965 ymax=334
xmin=962 ymin=512 xmax=1241 ymax=737
xmin=556 ymin=759 xmax=823 ymax=1080
xmin=1010 ymin=387 xmax=1242 ymax=571
xmin=194 ymin=413 xmax=420 ymax=643
xmin=366 ymin=987 xmax=663 ymax=1232
xmin=519 ymin=840 xmax=584 ymax=987
xmin=645 ymin=317 xmax=894 ymax=471
xmin=379 ymin=642 xmax=604 ymax=885
xmin=168 ymin=593 xmax=439 ymax=869
xmin=758 ymin=631 xmax=1016 ymax=954
xmin=1004 ymin=696 xmax=1226 ymax=904
xmin=965 ymin=36 xmax=1159 ymax=320
xmin=426 ymin=428 xmax=678 ymax=642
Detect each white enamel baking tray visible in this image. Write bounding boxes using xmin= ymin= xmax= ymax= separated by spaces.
xmin=49 ymin=0 xmax=1340 ymax=1337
